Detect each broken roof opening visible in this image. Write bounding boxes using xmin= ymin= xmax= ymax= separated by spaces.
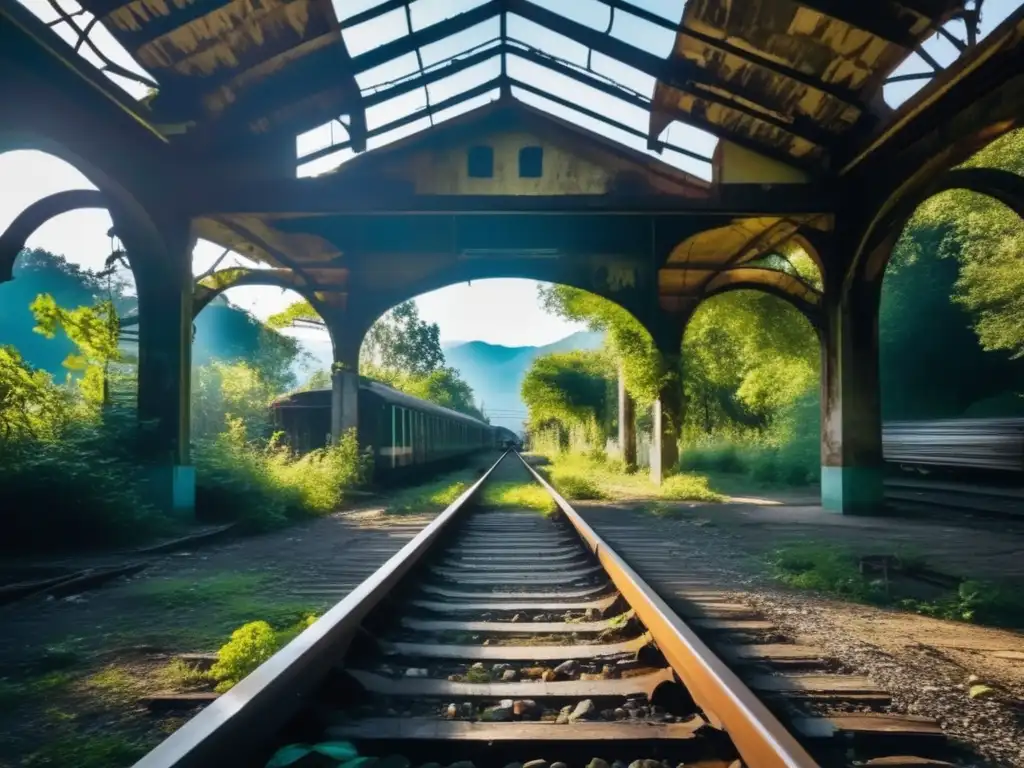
xmin=12 ymin=0 xmax=1022 ymax=180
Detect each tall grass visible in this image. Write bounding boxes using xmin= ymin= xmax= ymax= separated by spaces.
xmin=194 ymin=419 xmax=371 ymax=531
xmin=680 ymin=392 xmax=819 ymax=487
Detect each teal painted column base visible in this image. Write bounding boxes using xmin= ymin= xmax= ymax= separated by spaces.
xmin=821 ymin=465 xmax=884 ymax=515
xmin=146 ymin=465 xmax=197 ymax=518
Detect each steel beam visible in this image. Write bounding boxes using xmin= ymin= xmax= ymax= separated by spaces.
xmin=791 ymin=0 xmax=920 ymax=47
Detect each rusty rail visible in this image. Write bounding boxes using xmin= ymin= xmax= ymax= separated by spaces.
xmin=133 ymin=451 xmax=510 ymax=768
xmin=516 ymin=452 xmax=819 ymax=768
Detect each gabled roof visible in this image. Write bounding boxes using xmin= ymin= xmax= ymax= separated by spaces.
xmin=10 ymin=0 xmax=1010 ymax=180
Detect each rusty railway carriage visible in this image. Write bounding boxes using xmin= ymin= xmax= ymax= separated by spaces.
xmin=271 ymin=379 xmax=493 ymax=479
xmin=883 ymin=418 xmax=1024 ymax=475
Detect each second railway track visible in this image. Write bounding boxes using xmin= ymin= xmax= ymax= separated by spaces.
xmin=135 ymin=452 xmax=970 ymax=768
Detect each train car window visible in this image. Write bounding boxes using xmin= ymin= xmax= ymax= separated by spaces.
xmin=467 ymin=145 xmax=493 ymax=178
xmin=519 ymin=146 xmax=543 ymax=178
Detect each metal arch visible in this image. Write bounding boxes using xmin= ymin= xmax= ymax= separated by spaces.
xmin=700 ymin=269 xmax=824 ymax=330
xmin=192 ymin=267 xmax=333 ymax=319
xmin=0 ymin=189 xmax=108 ymax=282
xmin=853 ymin=164 xmax=1024 ymax=286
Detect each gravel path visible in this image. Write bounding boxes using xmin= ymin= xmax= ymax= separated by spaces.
xmin=578 ymin=504 xmax=1024 ymax=767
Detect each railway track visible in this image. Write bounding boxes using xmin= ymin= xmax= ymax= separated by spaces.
xmin=884 ymin=477 xmax=1024 ymax=520
xmin=135 ymin=452 xmax=968 ymax=768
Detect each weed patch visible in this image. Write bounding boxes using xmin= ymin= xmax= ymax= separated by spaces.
xmin=209 ymin=614 xmax=318 ymax=692
xmin=386 ymin=480 xmax=468 ymax=515
xmin=767 ymin=543 xmax=1024 ymax=629
xmin=480 ymin=482 xmax=556 ymax=513
xmin=24 ymin=731 xmax=151 ymax=768
xmin=659 ymin=474 xmax=724 ymax=502
xmin=157 ymin=659 xmax=211 ymax=691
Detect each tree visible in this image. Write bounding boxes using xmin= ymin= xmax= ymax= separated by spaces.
xmin=30 ymin=294 xmax=122 ymax=406
xmin=538 ymin=285 xmax=662 ymax=404
xmin=0 ymin=346 xmax=70 ymax=440
xmin=521 ymin=351 xmax=614 ymax=445
xmin=362 ymin=301 xmax=444 ymax=375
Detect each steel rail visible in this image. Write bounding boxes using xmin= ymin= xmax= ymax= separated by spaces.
xmin=132 ymin=450 xmax=511 ymax=768
xmin=515 ymin=452 xmax=819 ymax=768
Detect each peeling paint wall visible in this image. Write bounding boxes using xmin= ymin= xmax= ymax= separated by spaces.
xmin=713 ymin=140 xmax=811 ymax=184
xmin=400 ymin=130 xmax=616 ymax=195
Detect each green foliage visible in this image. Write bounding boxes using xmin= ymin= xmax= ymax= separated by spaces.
xmin=551 ymin=473 xmax=605 ymax=500
xmin=480 ymin=481 xmax=558 ymax=512
xmin=659 ymin=473 xmax=724 ymax=502
xmin=386 ymin=479 xmax=469 ymax=515
xmin=363 ymin=301 xmax=445 ymax=375
xmin=208 ymin=620 xmax=279 ymax=692
xmin=0 ymin=345 xmax=72 ymax=440
xmin=194 ymin=420 xmax=370 ymax=531
xmin=192 ymin=360 xmax=280 ymax=439
xmin=899 ymin=580 xmax=1024 ymax=628
xmin=209 ymin=615 xmax=319 ymax=692
xmin=521 ymin=350 xmax=614 ymax=443
xmin=539 ymin=284 xmax=661 ymax=404
xmin=365 ymin=363 xmax=488 ymax=422
xmin=767 ymin=543 xmax=884 ymax=601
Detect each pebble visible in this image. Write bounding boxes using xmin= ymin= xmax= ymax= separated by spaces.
xmin=461 ymin=702 xmax=474 ymax=718
xmin=502 ymin=669 xmax=518 ymax=681
xmin=553 ymin=659 xmax=578 ymax=677
xmin=541 ymin=669 xmax=557 ymax=682
xmin=522 ymin=667 xmax=546 ymax=679
xmin=556 ymin=705 xmax=572 ymax=725
xmin=493 ymin=663 xmax=512 ymax=674
xmin=445 ymin=703 xmax=457 ymax=719
xmin=471 ymin=662 xmax=486 ymax=670
xmin=514 ymin=699 xmax=540 ymax=718
xmin=550 ymin=763 xmax=568 ymax=768
xmin=522 ymin=761 xmax=547 ymax=768
xmin=614 ymin=707 xmax=628 ymax=720
xmin=586 ymin=761 xmax=610 ymax=768
xmin=579 ymin=672 xmax=605 ymax=681
xmin=600 ymin=708 xmax=616 ymax=720
xmin=511 ymin=613 xmax=523 ymax=622
xmin=486 ymin=705 xmax=513 ymax=722
xmin=569 ymin=698 xmax=595 ymax=722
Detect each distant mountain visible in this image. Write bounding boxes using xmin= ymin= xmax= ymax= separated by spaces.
xmin=291 ymin=330 xmax=606 ymax=432
xmin=444 ymin=331 xmax=605 ymax=431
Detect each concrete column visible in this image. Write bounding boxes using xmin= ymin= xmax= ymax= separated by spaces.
xmin=134 ymin=225 xmax=195 ymax=516
xmin=650 ymin=352 xmax=684 ymax=486
xmin=819 ymin=279 xmax=883 ymax=514
xmin=330 ymin=363 xmax=359 ymax=444
xmin=617 ymin=364 xmax=636 ymax=471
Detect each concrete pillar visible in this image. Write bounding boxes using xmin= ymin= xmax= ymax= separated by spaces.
xmin=330 ymin=363 xmax=359 ymax=444
xmin=134 ymin=225 xmax=195 ymax=516
xmin=617 ymin=364 xmax=636 ymax=471
xmin=650 ymin=352 xmax=684 ymax=486
xmin=819 ymin=280 xmax=884 ymax=514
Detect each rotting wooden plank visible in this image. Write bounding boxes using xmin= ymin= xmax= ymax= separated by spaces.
xmin=418 ymin=583 xmax=609 ymax=600
xmin=746 ymin=674 xmax=884 ymax=694
xmin=378 ymin=633 xmax=652 ymax=661
xmin=430 ymin=566 xmax=605 ymax=585
xmin=345 ymin=668 xmax=674 ymax=698
xmin=409 ymin=596 xmax=618 ymax=614
xmin=793 ymin=714 xmax=944 ymax=739
xmin=324 ymin=716 xmax=705 ymax=741
xmin=399 ymin=615 xmax=621 ymax=634
xmin=719 ymin=644 xmax=823 ymax=661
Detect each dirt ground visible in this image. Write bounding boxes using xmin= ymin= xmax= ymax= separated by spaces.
xmin=0 ymin=455 xmax=496 ymax=768
xmin=575 ymin=495 xmax=1024 ymax=767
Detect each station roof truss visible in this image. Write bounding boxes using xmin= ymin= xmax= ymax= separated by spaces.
xmin=34 ymin=0 xmax=980 ymax=176
xmin=5 ymin=0 xmax=1020 ymax=316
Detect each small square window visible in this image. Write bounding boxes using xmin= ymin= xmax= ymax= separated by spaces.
xmin=467 ymin=145 xmax=493 ymax=178
xmin=519 ymin=146 xmax=543 ymax=178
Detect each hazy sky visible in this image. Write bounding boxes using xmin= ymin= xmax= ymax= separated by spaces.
xmin=2 ymin=0 xmax=1018 ymax=350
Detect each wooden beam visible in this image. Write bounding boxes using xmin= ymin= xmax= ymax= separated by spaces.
xmin=792 ymin=0 xmax=919 ymax=48
xmin=351 ymin=0 xmax=501 ymax=73
xmin=186 ymin=186 xmax=834 ymax=217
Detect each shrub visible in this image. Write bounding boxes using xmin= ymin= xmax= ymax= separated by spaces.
xmin=209 ymin=615 xmax=318 ymax=693
xmin=552 ymin=473 xmax=604 ymax=500
xmin=194 ymin=420 xmax=370 ymax=531
xmin=481 ymin=481 xmax=557 ymax=513
xmin=659 ymin=474 xmax=724 ymax=502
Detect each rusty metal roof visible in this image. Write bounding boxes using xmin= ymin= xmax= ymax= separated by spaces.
xmin=13 ymin=0 xmax=997 ymax=179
